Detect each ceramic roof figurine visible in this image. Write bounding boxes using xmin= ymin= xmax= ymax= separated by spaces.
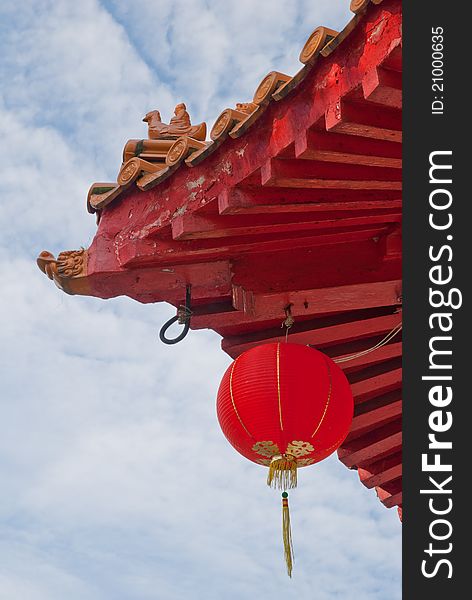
xmin=143 ymin=103 xmax=206 ymax=140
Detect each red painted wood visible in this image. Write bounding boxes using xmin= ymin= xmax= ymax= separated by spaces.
xmin=86 ymin=259 xmax=232 ymax=304
xmin=362 ymin=66 xmax=402 ymax=109
xmin=218 ymin=187 xmax=401 ymax=215
xmin=350 ymin=399 xmax=402 ymax=435
xmin=172 ymin=210 xmax=401 ymax=241
xmin=336 ymin=342 xmax=402 ymax=373
xmin=222 ymin=313 xmax=402 ymax=357
xmin=338 ymin=421 xmax=402 ymax=468
xmin=381 ymin=43 xmax=402 ymax=73
xmin=232 ymin=280 xmax=402 ymax=319
xmin=325 ymin=100 xmax=402 ymax=143
xmin=263 ymin=158 xmax=403 ymax=183
xmin=350 ymin=368 xmax=402 ymax=404
xmin=231 ymin=242 xmax=401 ymax=294
xmin=261 ymin=158 xmax=402 ymax=189
xmin=358 ymin=453 xmax=402 ymax=488
xmin=118 ymin=225 xmax=389 ymax=268
xmin=295 ymin=129 xmax=402 ymax=168
xmin=376 ymin=487 xmax=402 ymax=509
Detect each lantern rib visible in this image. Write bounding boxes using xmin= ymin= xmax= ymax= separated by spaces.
xmin=276 ymin=343 xmax=284 ymax=431
xmin=229 ymin=357 xmax=254 ymax=439
xmin=310 ymin=358 xmax=332 ymax=439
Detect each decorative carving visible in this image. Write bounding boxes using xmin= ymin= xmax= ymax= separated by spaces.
xmin=117 ymin=158 xmax=164 ymax=186
xmin=37 ymin=250 xmax=59 ymax=280
xmin=37 ymin=249 xmax=87 ymax=280
xmin=37 ymin=249 xmax=89 ymax=295
xmin=252 ymin=441 xmax=281 ymax=458
xmin=235 ymin=102 xmax=258 ymax=115
xmin=350 ymin=0 xmax=370 ymax=14
xmin=253 ymin=71 xmax=291 ymax=105
xmin=211 ymin=110 xmax=233 ymax=140
xmin=165 ymin=136 xmax=207 ymax=166
xmin=143 ymin=104 xmax=207 ymax=141
xmin=210 ymin=108 xmax=250 ymax=141
xmin=299 ymin=26 xmax=339 ymax=64
xmin=166 ymin=138 xmax=187 ymax=165
xmin=286 ymin=441 xmax=315 ymax=458
xmin=55 ymin=249 xmax=87 ymax=278
xmin=252 ymin=440 xmax=316 ymax=465
xmin=118 ymin=158 xmax=142 ymax=185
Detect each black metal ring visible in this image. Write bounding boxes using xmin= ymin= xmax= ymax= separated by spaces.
xmin=159 ymin=315 xmax=191 ymax=344
xmin=158 ymin=285 xmax=192 ymax=345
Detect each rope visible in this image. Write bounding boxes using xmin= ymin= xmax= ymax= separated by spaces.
xmin=331 ymin=322 xmax=402 ymax=364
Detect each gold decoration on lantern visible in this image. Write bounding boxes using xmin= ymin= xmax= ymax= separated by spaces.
xmin=252 ymin=441 xmax=280 ymax=458
xmin=286 ymin=440 xmax=315 ymax=458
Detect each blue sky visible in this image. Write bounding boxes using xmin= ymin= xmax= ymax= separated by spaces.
xmin=0 ymin=1 xmax=401 ymax=598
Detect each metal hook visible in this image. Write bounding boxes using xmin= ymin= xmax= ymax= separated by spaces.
xmin=282 ymin=304 xmax=295 ymax=342
xmin=159 ymin=285 xmax=192 ymax=345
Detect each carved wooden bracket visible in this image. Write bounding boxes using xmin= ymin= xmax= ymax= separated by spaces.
xmin=37 ymin=249 xmax=89 ymax=295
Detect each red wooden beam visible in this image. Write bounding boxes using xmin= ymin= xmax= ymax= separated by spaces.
xmin=338 ymin=420 xmax=402 ymax=468
xmin=295 ymin=129 xmax=402 ymax=168
xmin=85 ymin=258 xmax=232 ymax=303
xmin=362 ymin=66 xmax=402 ymax=110
xmin=175 ymin=210 xmax=402 ymax=241
xmin=118 ymin=225 xmax=389 ymax=268
xmin=218 ymin=187 xmax=402 ymax=215
xmin=376 ymin=487 xmax=402 ymax=509
xmin=232 ymin=279 xmax=402 ymax=319
xmin=350 ymin=368 xmax=402 ymax=404
xmin=325 ymin=100 xmax=402 ymax=143
xmin=222 ymin=312 xmax=401 ymax=357
xmin=358 ymin=453 xmax=402 ymax=489
xmin=172 ymin=209 xmax=401 ymax=241
xmin=190 ymin=277 xmax=402 ymax=334
xmin=380 ymin=42 xmax=402 ymax=73
xmin=350 ymin=399 xmax=402 ymax=435
xmin=229 ymin=240 xmax=401 ymax=296
xmin=336 ymin=341 xmax=402 ymax=373
xmin=261 ymin=158 xmax=402 ymax=189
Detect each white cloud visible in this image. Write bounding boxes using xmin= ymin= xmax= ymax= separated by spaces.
xmin=0 ymin=1 xmax=400 ymax=598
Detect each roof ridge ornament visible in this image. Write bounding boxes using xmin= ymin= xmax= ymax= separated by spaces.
xmin=143 ymin=103 xmax=207 ymax=141
xmin=85 ymin=103 xmax=209 ymax=210
xmin=210 ymin=72 xmax=291 ymax=142
xmin=350 ymin=0 xmax=384 ymax=15
xmin=299 ymin=26 xmax=339 ymax=64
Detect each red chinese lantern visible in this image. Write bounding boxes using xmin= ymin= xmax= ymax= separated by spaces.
xmin=216 ymin=342 xmax=354 ymax=576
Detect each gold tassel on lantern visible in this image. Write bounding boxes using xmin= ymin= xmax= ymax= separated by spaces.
xmin=282 ymin=492 xmax=294 ymax=577
xmin=267 ymin=454 xmax=297 ymax=490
